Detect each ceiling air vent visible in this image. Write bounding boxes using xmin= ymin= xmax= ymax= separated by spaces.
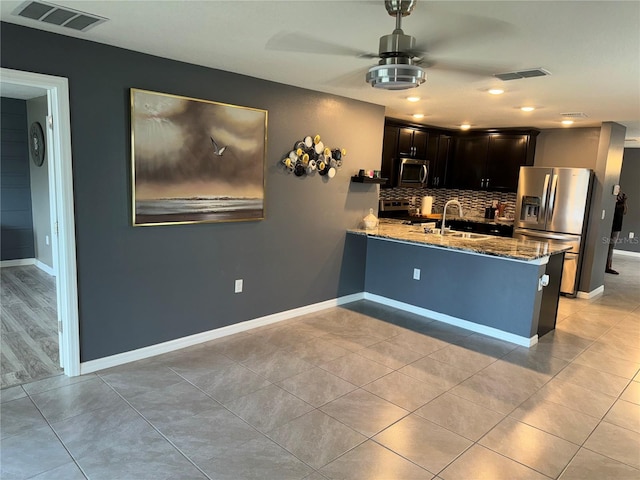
xmin=494 ymin=68 xmax=551 ymax=81
xmin=560 ymin=112 xmax=589 ymax=118
xmin=12 ymin=1 xmax=108 ymax=32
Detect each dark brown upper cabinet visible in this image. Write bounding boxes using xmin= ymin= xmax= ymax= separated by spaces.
xmin=398 ymin=128 xmax=428 ymax=158
xmin=381 ymin=120 xmax=452 ymax=189
xmin=449 ymin=135 xmax=490 ymax=190
xmin=485 ymin=134 xmax=531 ymax=191
xmin=380 ymin=118 xmax=538 ymax=191
xmin=380 ymin=125 xmax=400 ymax=188
xmin=428 ymin=134 xmax=450 ymax=188
xmin=449 ymin=130 xmax=539 ymax=192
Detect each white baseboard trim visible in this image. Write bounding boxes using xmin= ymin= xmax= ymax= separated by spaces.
xmin=614 ymin=249 xmax=640 ymax=258
xmin=0 ymin=258 xmax=36 ymax=268
xmin=80 ymin=292 xmax=365 ymax=375
xmin=35 ymin=260 xmax=55 ymax=276
xmin=576 ymin=285 xmax=605 ymax=299
xmin=364 ymin=293 xmax=538 ymax=347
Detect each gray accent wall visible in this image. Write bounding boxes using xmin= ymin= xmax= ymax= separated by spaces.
xmin=1 ymin=97 xmax=35 ymax=260
xmin=534 ymin=128 xmax=601 ymax=168
xmin=363 ymin=237 xmax=546 ymax=338
xmin=580 ymin=122 xmax=627 ymax=293
xmin=27 ymin=95 xmax=53 ymax=269
xmin=617 ymin=148 xmax=640 ymax=253
xmin=1 ymin=22 xmax=384 ymax=362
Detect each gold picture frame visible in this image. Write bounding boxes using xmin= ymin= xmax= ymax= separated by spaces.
xmin=130 ymin=88 xmax=267 ymax=226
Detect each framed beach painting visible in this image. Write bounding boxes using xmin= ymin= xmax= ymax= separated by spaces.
xmin=130 ymin=88 xmax=267 ymax=226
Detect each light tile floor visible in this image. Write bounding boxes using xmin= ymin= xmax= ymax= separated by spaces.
xmin=1 ymin=254 xmax=639 ymax=479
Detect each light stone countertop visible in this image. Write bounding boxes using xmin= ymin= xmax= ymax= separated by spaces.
xmin=348 ymin=219 xmax=570 ymax=263
xmin=400 ymin=214 xmax=515 ymax=227
xmin=446 ymin=214 xmax=515 ymax=226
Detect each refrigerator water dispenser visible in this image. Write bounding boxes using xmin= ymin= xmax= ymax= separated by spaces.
xmin=520 ymin=196 xmax=541 ymax=222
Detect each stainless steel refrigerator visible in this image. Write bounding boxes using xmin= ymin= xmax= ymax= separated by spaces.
xmin=513 ymin=167 xmax=593 ymax=296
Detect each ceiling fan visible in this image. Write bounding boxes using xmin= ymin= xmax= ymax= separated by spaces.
xmin=265 ymin=0 xmax=512 ymax=90
xmin=365 ymin=0 xmax=426 ymax=90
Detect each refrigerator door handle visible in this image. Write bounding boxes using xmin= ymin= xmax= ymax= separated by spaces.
xmin=548 ymin=174 xmax=559 ymax=221
xmin=540 ymin=174 xmax=551 ymax=215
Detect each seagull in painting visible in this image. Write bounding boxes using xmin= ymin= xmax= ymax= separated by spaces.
xmin=210 ymin=136 xmax=227 ymax=156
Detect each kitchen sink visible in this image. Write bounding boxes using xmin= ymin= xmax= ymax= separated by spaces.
xmin=408 ymin=227 xmax=492 ymax=240
xmin=442 ymin=231 xmax=491 ymax=240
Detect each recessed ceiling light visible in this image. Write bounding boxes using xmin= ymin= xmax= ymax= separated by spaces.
xmin=460 ymin=123 xmax=471 ymax=130
xmin=521 ymin=106 xmax=535 ymax=112
xmin=488 ymin=88 xmax=504 ymax=95
xmin=413 ymin=113 xmax=425 ymax=119
xmin=561 ymin=120 xmax=574 ymax=126
xmin=407 ymin=96 xmax=421 ymax=102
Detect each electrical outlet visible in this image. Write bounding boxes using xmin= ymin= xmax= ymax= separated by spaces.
xmin=538 ymin=274 xmax=549 ymax=291
xmin=630 ymin=232 xmax=635 ymax=239
xmin=234 ymin=279 xmax=243 ymax=293
xmin=413 ymin=268 xmax=421 ymax=280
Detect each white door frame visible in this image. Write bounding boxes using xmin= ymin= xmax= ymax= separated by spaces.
xmin=1 ymin=67 xmax=80 ymax=377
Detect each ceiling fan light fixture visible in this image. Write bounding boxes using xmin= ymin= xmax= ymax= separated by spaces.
xmin=366 ymin=64 xmax=426 ymax=90
xmin=521 ymin=106 xmax=535 ymax=112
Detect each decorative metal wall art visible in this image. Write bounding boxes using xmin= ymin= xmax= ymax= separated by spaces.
xmin=131 ymin=88 xmax=267 ymax=226
xmin=282 ymin=134 xmax=346 ymax=179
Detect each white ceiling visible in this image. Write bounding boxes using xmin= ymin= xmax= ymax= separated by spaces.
xmin=2 ymin=0 xmax=639 ymax=147
xmin=0 ymin=82 xmax=47 ymax=99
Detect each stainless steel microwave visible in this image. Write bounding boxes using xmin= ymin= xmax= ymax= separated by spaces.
xmin=398 ymin=158 xmax=429 ymax=188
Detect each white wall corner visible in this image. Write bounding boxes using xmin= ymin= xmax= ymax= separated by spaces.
xmin=35 ymin=260 xmax=55 ymax=276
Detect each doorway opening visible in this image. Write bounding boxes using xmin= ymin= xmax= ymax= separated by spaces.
xmin=1 ymin=68 xmax=80 ymax=382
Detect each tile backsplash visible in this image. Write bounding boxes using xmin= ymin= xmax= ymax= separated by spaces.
xmin=380 ymin=187 xmax=517 ymax=218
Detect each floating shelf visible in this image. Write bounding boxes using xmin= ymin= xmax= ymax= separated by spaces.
xmin=350 ymin=176 xmax=388 ymax=184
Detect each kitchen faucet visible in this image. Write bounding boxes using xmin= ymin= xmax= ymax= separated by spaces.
xmin=441 ymin=199 xmax=463 ymax=236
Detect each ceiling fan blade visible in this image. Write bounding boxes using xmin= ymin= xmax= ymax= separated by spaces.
xmin=324 ymin=66 xmax=371 ymax=89
xmin=411 ymin=9 xmax=516 ymax=55
xmin=420 ymin=58 xmax=510 ymax=78
xmin=266 ymin=31 xmax=377 ymax=58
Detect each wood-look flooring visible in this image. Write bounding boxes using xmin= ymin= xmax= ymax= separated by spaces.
xmin=1 ymin=265 xmax=61 ymax=389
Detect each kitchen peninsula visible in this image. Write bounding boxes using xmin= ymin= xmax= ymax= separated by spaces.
xmin=348 ymin=220 xmax=569 ymax=346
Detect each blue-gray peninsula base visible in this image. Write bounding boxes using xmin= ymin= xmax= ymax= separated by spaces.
xmin=348 ymin=221 xmax=569 ymax=346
